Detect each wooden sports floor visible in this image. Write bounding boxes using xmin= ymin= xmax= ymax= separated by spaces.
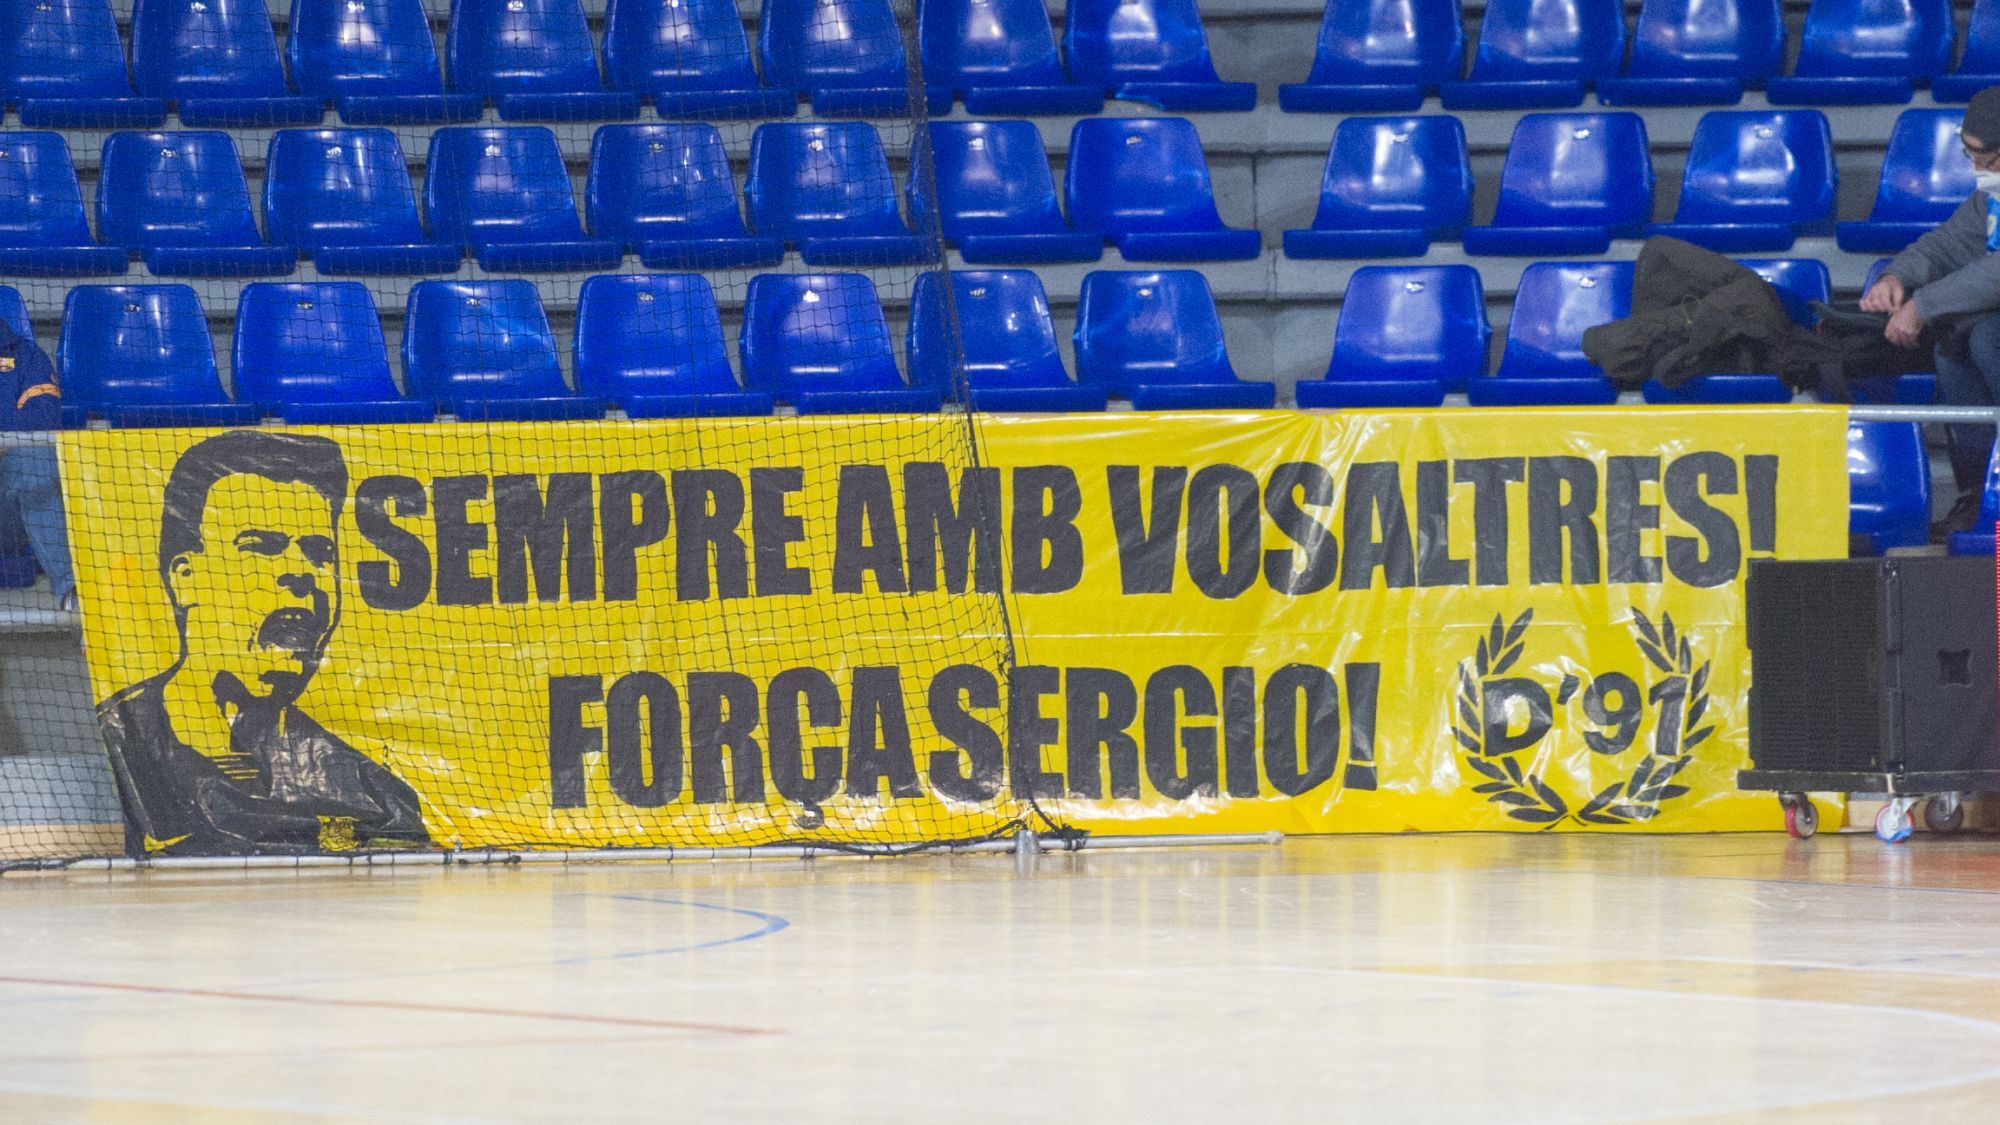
xmin=2 ymin=833 xmax=1999 ymax=1122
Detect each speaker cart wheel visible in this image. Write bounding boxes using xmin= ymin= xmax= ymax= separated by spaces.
xmin=1924 ymin=793 xmax=1966 ymax=835
xmin=1781 ymin=793 xmax=1818 ymax=839
xmin=1875 ymin=800 xmax=1915 ymax=843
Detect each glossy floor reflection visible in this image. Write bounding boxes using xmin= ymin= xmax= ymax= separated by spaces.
xmin=3 ymin=833 xmax=2000 ymax=1122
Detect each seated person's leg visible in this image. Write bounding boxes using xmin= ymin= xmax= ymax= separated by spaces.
xmin=1937 ymin=321 xmax=2000 ymax=520
xmin=0 ymin=446 xmax=72 ymax=602
xmin=0 ymin=468 xmax=27 ymax=562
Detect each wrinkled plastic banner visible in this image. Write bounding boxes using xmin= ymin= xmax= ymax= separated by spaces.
xmin=59 ymin=408 xmax=1849 ymax=850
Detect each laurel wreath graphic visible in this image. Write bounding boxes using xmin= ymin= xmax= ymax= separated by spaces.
xmin=1575 ymin=609 xmax=1711 ymax=825
xmin=1453 ymin=608 xmax=1712 ymax=828
xmin=1453 ymin=610 xmax=1571 ymax=824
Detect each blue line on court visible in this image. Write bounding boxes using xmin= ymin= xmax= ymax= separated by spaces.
xmin=559 ymin=894 xmax=790 ymax=965
xmin=183 ymin=895 xmax=793 ymax=992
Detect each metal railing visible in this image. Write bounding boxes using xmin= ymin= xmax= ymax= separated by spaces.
xmin=1848 ymin=405 xmax=2000 ymax=423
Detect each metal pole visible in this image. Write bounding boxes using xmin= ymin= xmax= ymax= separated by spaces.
xmin=1843 ymin=406 xmax=2000 ymax=424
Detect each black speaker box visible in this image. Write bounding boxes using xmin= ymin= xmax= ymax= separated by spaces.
xmin=1747 ymin=556 xmax=1999 ymax=777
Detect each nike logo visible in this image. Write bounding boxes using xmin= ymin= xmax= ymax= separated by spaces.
xmin=142 ymin=834 xmax=191 ymax=853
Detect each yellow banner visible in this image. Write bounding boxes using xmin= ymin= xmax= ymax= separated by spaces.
xmin=59 ymin=408 xmax=1849 ymax=854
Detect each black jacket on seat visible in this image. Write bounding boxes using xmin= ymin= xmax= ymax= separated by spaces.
xmin=1581 ymin=236 xmax=1793 ymax=392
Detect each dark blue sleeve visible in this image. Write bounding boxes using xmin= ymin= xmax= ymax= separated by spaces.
xmin=8 ymin=342 xmax=60 ymax=431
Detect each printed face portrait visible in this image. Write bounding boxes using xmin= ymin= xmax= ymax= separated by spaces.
xmin=168 ymin=473 xmax=340 ymax=707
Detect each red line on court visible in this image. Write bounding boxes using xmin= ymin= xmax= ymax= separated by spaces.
xmin=0 ymin=974 xmax=777 ymax=1038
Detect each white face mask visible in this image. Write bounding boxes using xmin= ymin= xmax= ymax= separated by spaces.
xmin=1977 ymin=171 xmax=2000 ymax=197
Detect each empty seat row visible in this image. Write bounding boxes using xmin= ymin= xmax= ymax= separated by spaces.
xmin=13 ymin=0 xmax=2000 ymax=128
xmin=41 ymin=270 xmax=1278 ymax=427
xmin=1289 ymin=0 xmax=1975 ymax=111
xmin=11 ymin=107 xmax=1976 ymax=284
xmin=0 ymin=0 xmax=1254 ymax=126
xmin=46 ymin=276 xmax=907 ymax=425
xmin=1297 ymin=106 xmax=1985 ymax=261
xmin=1297 ymin=110 xmax=1842 ymax=259
xmin=0 ymin=117 xmax=1262 ymax=279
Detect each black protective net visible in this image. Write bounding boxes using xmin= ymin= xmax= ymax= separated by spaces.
xmin=0 ymin=0 xmax=1064 ymax=869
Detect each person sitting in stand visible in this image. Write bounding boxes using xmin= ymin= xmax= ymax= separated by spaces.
xmin=0 ymin=316 xmax=74 ymax=611
xmin=1862 ymin=86 xmax=2000 ymax=537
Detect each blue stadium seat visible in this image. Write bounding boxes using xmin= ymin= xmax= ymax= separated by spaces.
xmin=743 ymin=122 xmax=930 ymax=266
xmin=129 ymin=0 xmax=323 ymax=126
xmin=739 ymin=273 xmax=942 ymax=414
xmin=758 ymin=0 xmax=946 ymax=116
xmin=403 ymin=280 xmax=604 ymax=421
xmin=288 ymin=0 xmax=483 ymax=124
xmin=1466 ymin=261 xmax=1626 ymax=406
xmin=1441 ymin=0 xmax=1624 ymax=109
xmin=603 ymin=0 xmax=797 ymax=119
xmin=1284 ymin=117 xmax=1473 ymax=260
xmin=0 ymin=0 xmax=166 ymax=127
xmin=424 ymin=127 xmax=624 ymax=272
xmin=1838 ymin=110 xmax=1970 ymax=252
xmin=919 ymin=121 xmax=1101 ymax=264
xmin=920 ymin=0 xmax=1104 ymax=114
xmin=1463 ymin=113 xmax=1654 ymax=256
xmin=1065 ymin=118 xmax=1260 ymax=262
xmin=57 ymin=285 xmax=259 ymax=427
xmin=1651 ymin=111 xmax=1837 ymax=252
xmin=264 ymin=128 xmax=461 ymax=275
xmin=1063 ymin=0 xmax=1255 ymax=111
xmin=907 ymin=271 xmax=1108 ymax=412
xmin=1296 ymin=266 xmax=1489 ymax=408
xmin=1279 ymin=0 xmax=1464 ymax=113
xmin=1744 ymin=258 xmax=1834 ymax=326
xmin=1767 ymin=0 xmax=1952 ymax=105
xmin=1936 ymin=0 xmax=2000 ymax=101
xmin=97 ymin=131 xmax=297 ymax=278
xmin=1642 ymin=258 xmax=1825 ymax=404
xmin=446 ymin=0 xmax=643 ymax=121
xmin=1073 ymin=270 xmax=1276 ymax=409
xmin=1597 ymin=0 xmax=1784 ymax=106
xmin=586 ymin=124 xmax=784 ymax=270
xmin=1849 ymin=421 xmax=1932 ymax=554
xmin=574 ymin=273 xmax=774 ymax=417
xmin=233 ymin=282 xmax=434 ymax=425
xmin=0 ymin=132 xmax=128 ymax=276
